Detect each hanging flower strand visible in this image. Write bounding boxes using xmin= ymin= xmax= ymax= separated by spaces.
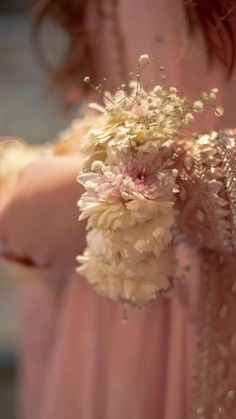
xmin=74 ymin=54 xmax=223 ymax=305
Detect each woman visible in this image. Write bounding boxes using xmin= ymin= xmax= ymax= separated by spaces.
xmin=1 ymin=1 xmax=236 ymax=418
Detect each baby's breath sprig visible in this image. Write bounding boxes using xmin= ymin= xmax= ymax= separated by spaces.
xmin=83 ymin=75 xmax=116 ymax=105
xmin=82 ymin=54 xmax=224 ymax=156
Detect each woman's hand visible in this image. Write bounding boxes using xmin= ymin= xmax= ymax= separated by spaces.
xmin=0 ymin=156 xmax=86 ymax=275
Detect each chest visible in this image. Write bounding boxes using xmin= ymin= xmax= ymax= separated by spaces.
xmin=88 ymin=0 xmax=236 ymax=131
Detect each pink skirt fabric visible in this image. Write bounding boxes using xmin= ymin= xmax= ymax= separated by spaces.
xmin=17 ymin=244 xmax=201 ymax=419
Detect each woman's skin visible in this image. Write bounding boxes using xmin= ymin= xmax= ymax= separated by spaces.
xmin=0 ymin=156 xmax=86 ymax=274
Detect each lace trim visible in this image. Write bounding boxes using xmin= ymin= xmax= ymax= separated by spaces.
xmin=192 ymin=251 xmax=236 ymax=419
xmin=190 ymin=130 xmax=236 ymax=418
xmin=177 ymin=132 xmax=234 ymax=252
xmin=217 ymin=129 xmax=236 ymax=248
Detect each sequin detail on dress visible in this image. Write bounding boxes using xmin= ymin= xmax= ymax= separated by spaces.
xmin=192 ymin=251 xmax=236 ymax=419
xmin=178 ymin=130 xmax=236 ymax=419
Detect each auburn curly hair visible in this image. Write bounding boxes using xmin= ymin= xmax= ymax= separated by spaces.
xmin=32 ymin=0 xmax=236 ymax=106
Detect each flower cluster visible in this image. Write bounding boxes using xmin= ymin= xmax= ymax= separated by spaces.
xmin=77 ymin=151 xmax=178 ymax=304
xmin=78 ymin=77 xmax=219 ymax=166
xmin=75 ymin=55 xmax=220 ymax=305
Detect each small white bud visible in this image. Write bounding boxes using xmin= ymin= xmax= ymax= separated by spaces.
xmin=185 ymin=112 xmax=194 ymax=124
xmin=83 ymin=76 xmax=91 ymax=84
xmin=153 ymin=85 xmax=163 ymax=95
xmin=193 ymin=100 xmax=204 ymax=112
xmin=215 ymin=106 xmax=224 ymax=117
xmin=172 ymin=169 xmax=178 ymax=177
xmin=139 ymin=54 xmax=151 ymax=65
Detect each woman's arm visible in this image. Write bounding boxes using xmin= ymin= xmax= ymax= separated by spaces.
xmin=0 ymin=156 xmax=86 ymax=276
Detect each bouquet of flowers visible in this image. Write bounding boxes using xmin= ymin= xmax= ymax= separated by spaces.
xmin=74 ymin=55 xmax=221 ymax=305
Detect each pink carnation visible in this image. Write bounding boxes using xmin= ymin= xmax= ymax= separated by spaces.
xmin=78 ymin=152 xmax=177 ymax=204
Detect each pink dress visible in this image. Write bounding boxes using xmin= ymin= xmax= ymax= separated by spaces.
xmin=8 ymin=1 xmax=236 ymax=418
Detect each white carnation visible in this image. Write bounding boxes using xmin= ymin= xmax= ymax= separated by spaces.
xmin=77 ymin=247 xmax=175 ymax=304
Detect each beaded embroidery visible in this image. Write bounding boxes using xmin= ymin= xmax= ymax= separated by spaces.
xmin=177 ymin=130 xmax=236 ymax=418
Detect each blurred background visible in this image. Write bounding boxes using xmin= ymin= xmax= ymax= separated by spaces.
xmin=0 ymin=1 xmax=75 ymax=417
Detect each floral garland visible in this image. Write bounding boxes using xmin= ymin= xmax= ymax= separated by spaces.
xmin=76 ymin=55 xmax=221 ymax=305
